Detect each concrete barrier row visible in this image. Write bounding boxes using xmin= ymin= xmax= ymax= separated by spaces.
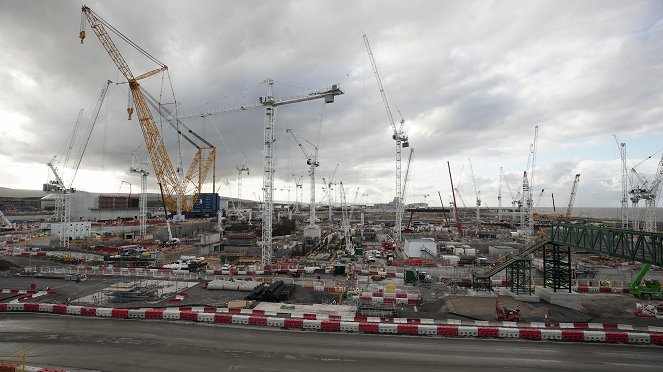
xmin=1 ymin=303 xmax=661 ymax=345
xmin=0 ymin=362 xmax=65 ymax=372
xmin=356 ymin=295 xmax=421 ymax=305
xmin=361 ymin=291 xmax=420 ymax=299
xmin=574 ymin=286 xmax=630 ymax=294
xmin=214 ymin=308 xmax=663 ymax=333
xmin=0 ymin=289 xmax=38 ymax=295
xmin=5 ymin=302 xmax=662 ymax=334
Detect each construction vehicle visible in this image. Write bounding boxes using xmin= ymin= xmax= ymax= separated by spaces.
xmin=495 ymin=298 xmax=520 ymax=321
xmin=630 ymin=263 xmax=663 ymax=300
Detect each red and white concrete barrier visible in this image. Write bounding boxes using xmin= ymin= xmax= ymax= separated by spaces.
xmin=3 ymin=303 xmax=663 ymax=345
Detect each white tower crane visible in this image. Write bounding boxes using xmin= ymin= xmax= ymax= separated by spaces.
xmin=286 ymin=128 xmax=319 ymax=229
xmin=614 ymin=135 xmax=629 ymax=229
xmin=167 ymin=79 xmax=343 ymax=267
xmin=520 ymin=126 xmax=538 ymax=236
xmin=45 ymin=80 xmax=112 ymax=248
xmin=469 ymin=158 xmax=481 ymax=224
xmin=644 ymin=157 xmax=663 ymax=232
xmin=363 ymin=34 xmax=409 ymax=243
xmin=339 ymin=182 xmax=354 ymax=255
xmin=498 ymin=167 xmax=503 ymax=221
xmin=628 ymin=147 xmax=663 ymax=232
xmin=130 ymin=152 xmax=149 ymax=238
xmin=292 ymin=174 xmax=303 ymax=213
xmin=324 ymin=163 xmax=340 ymax=224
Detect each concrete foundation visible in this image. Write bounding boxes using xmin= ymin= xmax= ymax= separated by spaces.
xmin=499 ymin=288 xmax=540 ymax=303
xmin=535 ymin=286 xmax=582 ymax=311
xmin=467 ymin=289 xmax=498 ymax=298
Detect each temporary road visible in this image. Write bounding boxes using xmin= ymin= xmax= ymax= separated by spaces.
xmin=1 ymin=314 xmax=662 ymax=371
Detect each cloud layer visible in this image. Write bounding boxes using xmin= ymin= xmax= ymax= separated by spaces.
xmin=1 ymin=0 xmax=662 ymax=207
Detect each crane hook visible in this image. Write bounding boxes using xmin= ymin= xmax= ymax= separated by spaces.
xmin=79 ymin=31 xmax=86 ymax=44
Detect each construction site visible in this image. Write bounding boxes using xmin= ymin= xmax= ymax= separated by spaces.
xmin=1 ymin=3 xmax=663 ymax=372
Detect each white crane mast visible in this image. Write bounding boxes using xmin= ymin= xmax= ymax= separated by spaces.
xmin=468 ymin=158 xmax=481 ymax=224
xmin=45 ymin=80 xmax=111 ymax=248
xmin=170 ymin=79 xmax=341 ymax=267
xmin=614 ymin=136 xmax=629 ymax=229
xmin=325 ymin=164 xmax=339 ymax=224
xmin=286 ymin=128 xmax=319 ymax=228
xmin=363 ymin=34 xmax=409 ymax=243
xmin=643 ymin=154 xmax=663 ymax=232
xmin=498 ymin=167 xmax=503 ymax=221
xmin=339 ymin=182 xmax=353 ymax=255
xmin=520 ymin=126 xmax=538 ymax=237
xmin=293 ymin=174 xmax=303 ymax=213
xmin=130 ymin=152 xmax=149 ymax=237
xmin=236 ymin=164 xmax=249 ymax=211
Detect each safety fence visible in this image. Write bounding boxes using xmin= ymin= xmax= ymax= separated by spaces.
xmin=2 ymin=302 xmax=663 ymax=345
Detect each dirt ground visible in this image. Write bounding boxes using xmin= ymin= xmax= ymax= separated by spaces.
xmin=407 ymin=294 xmax=663 ymax=326
xmin=3 ymin=255 xmax=663 ymax=326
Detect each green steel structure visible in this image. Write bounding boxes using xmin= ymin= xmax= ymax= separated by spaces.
xmin=472 ymin=224 xmax=662 ymax=291
xmin=551 ymin=223 xmax=663 ymax=266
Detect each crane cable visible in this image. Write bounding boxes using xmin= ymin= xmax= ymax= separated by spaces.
xmin=86 ymin=8 xmax=165 ymax=68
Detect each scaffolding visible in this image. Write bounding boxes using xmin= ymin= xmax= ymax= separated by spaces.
xmin=505 ymin=258 xmax=532 ymax=295
xmin=543 ymin=243 xmax=572 ymax=292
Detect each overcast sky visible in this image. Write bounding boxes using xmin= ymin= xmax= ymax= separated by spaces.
xmin=1 ymin=0 xmax=662 ymax=208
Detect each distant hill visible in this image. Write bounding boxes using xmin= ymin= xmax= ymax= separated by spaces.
xmin=0 ymin=187 xmax=48 ymax=198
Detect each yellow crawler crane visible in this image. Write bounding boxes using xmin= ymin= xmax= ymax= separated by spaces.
xmin=80 ymin=5 xmax=215 ymax=214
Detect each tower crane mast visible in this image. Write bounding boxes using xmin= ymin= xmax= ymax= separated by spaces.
xmin=614 ymin=135 xmax=629 ymax=229
xmin=45 ymin=80 xmax=111 ymax=248
xmin=521 ymin=126 xmax=538 ymax=237
xmin=339 ymin=182 xmax=354 ymax=255
xmin=448 ymin=161 xmax=463 ymax=235
xmin=169 ymin=79 xmax=342 ymax=266
xmin=286 ymin=128 xmax=319 ymax=228
xmin=130 ymin=153 xmax=149 ymax=237
xmin=363 ymin=34 xmax=409 ymax=243
xmin=325 ymin=163 xmax=340 ymax=224
xmin=468 ymin=158 xmax=481 ymax=224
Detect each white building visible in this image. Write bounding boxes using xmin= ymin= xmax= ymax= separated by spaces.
xmin=404 ymin=238 xmax=437 ymax=259
xmin=41 ymin=221 xmax=92 ymax=240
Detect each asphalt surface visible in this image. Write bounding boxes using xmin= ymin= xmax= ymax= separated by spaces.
xmin=2 ymin=314 xmax=663 ymax=371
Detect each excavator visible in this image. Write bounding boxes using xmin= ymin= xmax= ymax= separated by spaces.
xmin=496 ymin=298 xmax=520 ymax=321
xmin=630 ymin=263 xmax=663 ymax=301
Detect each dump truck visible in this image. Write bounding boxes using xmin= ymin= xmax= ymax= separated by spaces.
xmin=630 ymin=263 xmax=663 ymax=301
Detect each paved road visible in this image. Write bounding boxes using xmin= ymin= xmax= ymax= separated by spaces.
xmin=1 ymin=314 xmax=663 ymax=371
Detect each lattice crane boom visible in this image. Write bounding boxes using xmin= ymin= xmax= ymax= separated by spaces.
xmin=81 ymin=6 xmax=214 ymax=215
xmin=564 ymin=174 xmax=580 ymax=223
